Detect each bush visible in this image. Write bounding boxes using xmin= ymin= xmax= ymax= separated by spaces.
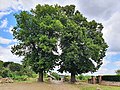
xmin=102 ymin=75 xmax=120 ymax=82
xmin=63 ymin=75 xmax=70 ymax=82
xmin=51 ymin=72 xmax=61 ymax=80
xmin=77 ymin=75 xmax=91 ymax=81
xmin=1 ymin=68 xmax=12 ymax=78
xmin=12 ymin=75 xmax=28 ymax=81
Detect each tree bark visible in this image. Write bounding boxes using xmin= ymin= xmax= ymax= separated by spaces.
xmin=70 ymin=72 xmax=76 ymax=83
xmin=38 ymin=71 xmax=43 ymax=82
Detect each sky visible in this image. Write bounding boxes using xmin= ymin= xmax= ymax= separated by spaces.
xmin=0 ymin=0 xmax=120 ymax=75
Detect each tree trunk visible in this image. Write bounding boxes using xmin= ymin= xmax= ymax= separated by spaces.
xmin=38 ymin=71 xmax=43 ymax=82
xmin=70 ymin=72 xmax=76 ymax=83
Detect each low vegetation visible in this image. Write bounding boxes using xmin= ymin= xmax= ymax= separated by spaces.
xmin=77 ymin=75 xmax=91 ymax=81
xmin=102 ymin=75 xmax=120 ymax=82
xmin=78 ymin=84 xmax=120 ymax=90
xmin=0 ymin=60 xmax=37 ymax=81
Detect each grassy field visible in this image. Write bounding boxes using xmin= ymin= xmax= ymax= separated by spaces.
xmin=0 ymin=81 xmax=120 ymax=90
xmin=76 ymin=82 xmax=120 ymax=90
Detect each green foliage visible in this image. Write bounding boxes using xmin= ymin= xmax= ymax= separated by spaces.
xmin=116 ymin=69 xmax=120 ymax=75
xmin=11 ymin=4 xmax=108 ymax=82
xmin=0 ymin=61 xmax=37 ymax=81
xmin=0 ymin=60 xmax=3 ymax=69
xmin=63 ymin=75 xmax=70 ymax=82
xmin=102 ymin=75 xmax=120 ymax=82
xmin=58 ymin=4 xmax=108 ymax=82
xmin=9 ymin=63 xmax=22 ymax=72
xmin=11 ymin=4 xmax=61 ymax=81
xmin=0 ymin=68 xmax=12 ymax=78
xmin=77 ymin=75 xmax=91 ymax=81
xmin=12 ymin=75 xmax=28 ymax=81
xmin=51 ymin=72 xmax=61 ymax=80
xmin=3 ymin=62 xmax=13 ymax=68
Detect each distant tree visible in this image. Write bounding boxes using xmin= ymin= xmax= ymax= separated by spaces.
xmin=9 ymin=63 xmax=22 ymax=72
xmin=116 ymin=69 xmax=120 ymax=75
xmin=0 ymin=60 xmax=3 ymax=69
xmin=3 ymin=62 xmax=13 ymax=68
xmin=58 ymin=5 xmax=108 ymax=83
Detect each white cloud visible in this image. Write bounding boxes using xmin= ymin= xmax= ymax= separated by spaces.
xmin=0 ymin=0 xmax=22 ymax=11
xmin=103 ymin=12 xmax=120 ymax=53
xmin=19 ymin=0 xmax=79 ymax=11
xmin=78 ymin=0 xmax=120 ymax=20
xmin=93 ymin=68 xmax=115 ymax=75
xmin=5 ymin=25 xmax=13 ymax=34
xmin=0 ymin=45 xmax=23 ymax=63
xmin=114 ymin=61 xmax=120 ymax=67
xmin=0 ymin=18 xmax=8 ymax=28
xmin=0 ymin=11 xmax=11 ymax=19
xmin=93 ymin=59 xmax=111 ymax=75
xmin=0 ymin=0 xmax=22 ymax=19
xmin=0 ymin=37 xmax=12 ymax=44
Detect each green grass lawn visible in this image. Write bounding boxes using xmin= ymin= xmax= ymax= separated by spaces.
xmin=76 ymin=83 xmax=120 ymax=90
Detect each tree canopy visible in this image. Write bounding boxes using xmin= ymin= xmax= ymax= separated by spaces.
xmin=11 ymin=4 xmax=108 ymax=83
xmin=57 ymin=5 xmax=108 ymax=82
xmin=11 ymin=4 xmax=61 ymax=82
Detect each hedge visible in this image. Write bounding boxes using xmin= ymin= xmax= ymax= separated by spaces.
xmin=102 ymin=75 xmax=120 ymax=82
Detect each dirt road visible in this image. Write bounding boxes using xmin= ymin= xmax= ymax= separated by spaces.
xmin=0 ymin=81 xmax=80 ymax=90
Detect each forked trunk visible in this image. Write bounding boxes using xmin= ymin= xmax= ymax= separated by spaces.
xmin=38 ymin=71 xmax=43 ymax=82
xmin=70 ymin=72 xmax=76 ymax=83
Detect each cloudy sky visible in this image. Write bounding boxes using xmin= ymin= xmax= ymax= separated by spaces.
xmin=0 ymin=0 xmax=120 ymax=75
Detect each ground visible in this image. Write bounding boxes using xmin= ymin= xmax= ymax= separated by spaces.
xmin=0 ymin=80 xmax=120 ymax=90
xmin=0 ymin=80 xmax=79 ymax=90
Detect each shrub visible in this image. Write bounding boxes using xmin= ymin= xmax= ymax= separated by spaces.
xmin=1 ymin=68 xmax=12 ymax=78
xmin=102 ymin=75 xmax=120 ymax=82
xmin=0 ymin=60 xmax=3 ymax=69
xmin=63 ymin=75 xmax=70 ymax=82
xmin=12 ymin=75 xmax=28 ymax=81
xmin=77 ymin=75 xmax=91 ymax=81
xmin=51 ymin=72 xmax=61 ymax=80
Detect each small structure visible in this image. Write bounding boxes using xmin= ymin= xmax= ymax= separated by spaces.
xmin=88 ymin=76 xmax=102 ymax=84
xmin=59 ymin=75 xmax=65 ymax=81
xmin=88 ymin=76 xmax=96 ymax=84
xmin=48 ymin=75 xmax=56 ymax=80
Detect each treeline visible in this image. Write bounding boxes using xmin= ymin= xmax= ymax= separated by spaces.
xmin=0 ymin=60 xmax=37 ymax=81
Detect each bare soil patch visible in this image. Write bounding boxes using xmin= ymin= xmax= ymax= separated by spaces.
xmin=0 ymin=81 xmax=80 ymax=90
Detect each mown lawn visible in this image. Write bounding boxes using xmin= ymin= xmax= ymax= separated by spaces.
xmin=76 ymin=82 xmax=120 ymax=90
